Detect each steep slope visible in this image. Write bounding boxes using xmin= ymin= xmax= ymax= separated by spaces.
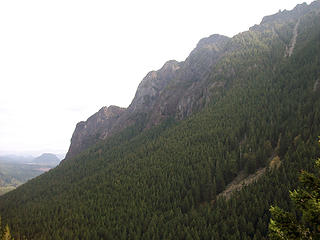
xmin=66 ymin=105 xmax=125 ymax=159
xmin=0 ymin=156 xmax=56 ymax=196
xmin=66 ymin=34 xmax=230 ymax=159
xmin=1 ymin=1 xmax=320 ymax=239
xmin=66 ymin=2 xmax=320 ymax=161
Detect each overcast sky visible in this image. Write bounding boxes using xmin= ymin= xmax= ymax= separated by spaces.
xmin=0 ymin=0 xmax=312 ymax=156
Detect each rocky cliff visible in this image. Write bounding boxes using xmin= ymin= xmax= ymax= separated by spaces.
xmin=66 ymin=105 xmax=125 ymax=159
xmin=2 ymin=2 xmax=320 ymax=238
xmin=66 ymin=1 xmax=320 ymax=159
xmin=66 ymin=34 xmax=231 ymax=159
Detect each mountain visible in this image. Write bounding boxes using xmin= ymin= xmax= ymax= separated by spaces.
xmin=66 ymin=106 xmax=125 ymax=159
xmin=0 ymin=153 xmax=61 ymax=195
xmin=66 ymin=34 xmax=230 ymax=159
xmin=0 ymin=161 xmax=45 ymax=195
xmin=32 ymin=153 xmax=60 ymax=166
xmin=1 ymin=1 xmax=320 ymax=239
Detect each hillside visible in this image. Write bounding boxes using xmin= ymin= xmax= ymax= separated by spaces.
xmin=65 ymin=34 xmax=230 ymax=159
xmin=0 ymin=153 xmax=61 ymax=195
xmin=1 ymin=1 xmax=320 ymax=239
xmin=32 ymin=153 xmax=60 ymax=166
xmin=0 ymin=162 xmax=42 ymax=195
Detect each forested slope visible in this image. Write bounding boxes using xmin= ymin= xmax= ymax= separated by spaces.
xmin=0 ymin=2 xmax=320 ymax=239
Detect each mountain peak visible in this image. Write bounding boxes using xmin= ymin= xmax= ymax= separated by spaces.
xmin=98 ymin=105 xmax=125 ymax=119
xmin=65 ymin=0 xmax=319 ymax=160
xmin=162 ymin=60 xmax=181 ymax=72
xmin=66 ymin=105 xmax=125 ymax=159
xmin=260 ymin=1 xmax=311 ymax=25
xmin=2 ymin=2 xmax=320 ymax=238
xmin=128 ymin=60 xmax=182 ymax=113
xmin=196 ymin=34 xmax=229 ymax=49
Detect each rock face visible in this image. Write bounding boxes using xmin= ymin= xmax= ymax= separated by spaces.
xmin=66 ymin=34 xmax=231 ymax=159
xmin=128 ymin=34 xmax=229 ymax=117
xmin=119 ymin=34 xmax=230 ymax=129
xmin=66 ymin=106 xmax=125 ymax=159
xmin=158 ymin=34 xmax=230 ymax=121
xmin=128 ymin=60 xmax=182 ymax=113
xmin=66 ymin=1 xmax=320 ymax=159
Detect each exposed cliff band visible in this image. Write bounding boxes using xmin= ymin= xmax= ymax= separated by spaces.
xmin=66 ymin=34 xmax=230 ymax=159
xmin=66 ymin=1 xmax=320 ymax=160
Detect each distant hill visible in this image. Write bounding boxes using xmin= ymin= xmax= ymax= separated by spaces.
xmin=32 ymin=153 xmax=60 ymax=166
xmin=1 ymin=1 xmax=320 ymax=239
xmin=0 ymin=153 xmax=61 ymax=195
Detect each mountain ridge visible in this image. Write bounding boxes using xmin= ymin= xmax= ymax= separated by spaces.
xmin=66 ymin=105 xmax=125 ymax=159
xmin=1 ymin=1 xmax=320 ymax=239
xmin=66 ymin=1 xmax=320 ymax=160
xmin=32 ymin=153 xmax=60 ymax=166
xmin=66 ymin=34 xmax=231 ymax=159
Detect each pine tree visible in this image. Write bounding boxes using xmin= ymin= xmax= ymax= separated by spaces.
xmin=1 ymin=224 xmax=13 ymax=240
xmin=269 ymin=156 xmax=320 ymax=239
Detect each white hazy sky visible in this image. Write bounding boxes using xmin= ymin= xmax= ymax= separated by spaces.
xmin=0 ymin=0 xmax=312 ymax=156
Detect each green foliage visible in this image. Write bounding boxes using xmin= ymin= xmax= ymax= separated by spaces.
xmin=0 ymin=160 xmax=51 ymax=195
xmin=0 ymin=217 xmax=13 ymax=240
xmin=2 ymin=225 xmax=13 ymax=240
xmin=0 ymin=4 xmax=319 ymax=240
xmin=269 ymin=158 xmax=320 ymax=239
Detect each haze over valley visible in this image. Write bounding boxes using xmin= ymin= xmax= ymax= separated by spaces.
xmin=0 ymin=153 xmax=61 ymax=195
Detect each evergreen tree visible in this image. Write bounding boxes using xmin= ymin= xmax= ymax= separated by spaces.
xmin=269 ymin=157 xmax=320 ymax=239
xmin=2 ymin=225 xmax=13 ymax=240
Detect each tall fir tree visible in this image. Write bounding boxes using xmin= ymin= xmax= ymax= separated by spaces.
xmin=269 ymin=150 xmax=320 ymax=239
